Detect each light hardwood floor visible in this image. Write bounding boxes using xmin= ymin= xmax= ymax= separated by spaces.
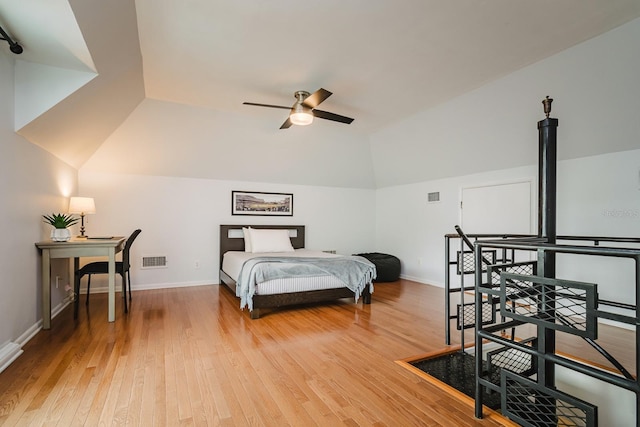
xmin=0 ymin=280 xmax=633 ymax=426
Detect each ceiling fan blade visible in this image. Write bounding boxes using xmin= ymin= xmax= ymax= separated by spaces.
xmin=279 ymin=117 xmax=293 ymax=129
xmin=243 ymin=102 xmax=292 ymax=110
xmin=302 ymin=88 xmax=332 ymax=109
xmin=312 ymin=109 xmax=354 ymax=124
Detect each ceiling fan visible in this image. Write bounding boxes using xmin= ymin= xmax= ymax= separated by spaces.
xmin=243 ymin=88 xmax=354 ymax=129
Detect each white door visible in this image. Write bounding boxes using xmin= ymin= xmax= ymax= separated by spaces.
xmin=461 ymin=180 xmax=533 ymax=235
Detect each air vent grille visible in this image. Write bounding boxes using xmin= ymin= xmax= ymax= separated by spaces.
xmin=427 ymin=192 xmax=440 ymax=203
xmin=142 ymin=256 xmax=167 ymax=269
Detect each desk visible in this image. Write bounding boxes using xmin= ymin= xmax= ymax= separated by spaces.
xmin=35 ymin=237 xmax=126 ymax=329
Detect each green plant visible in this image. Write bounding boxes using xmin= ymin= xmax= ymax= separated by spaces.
xmin=43 ymin=213 xmax=79 ymax=229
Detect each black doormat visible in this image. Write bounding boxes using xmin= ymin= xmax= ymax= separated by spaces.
xmin=410 ymin=351 xmax=502 ymax=410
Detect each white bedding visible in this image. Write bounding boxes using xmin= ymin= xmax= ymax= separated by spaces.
xmin=222 ymin=249 xmax=347 ymax=296
xmin=223 ymin=249 xmax=339 ymax=281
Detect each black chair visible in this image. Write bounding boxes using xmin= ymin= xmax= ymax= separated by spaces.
xmin=74 ymin=229 xmax=141 ymax=317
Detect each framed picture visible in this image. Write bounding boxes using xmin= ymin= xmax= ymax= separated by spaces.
xmin=232 ymin=191 xmax=293 ymax=216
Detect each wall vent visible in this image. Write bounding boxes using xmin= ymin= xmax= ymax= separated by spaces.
xmin=142 ymin=256 xmax=167 ymax=269
xmin=427 ymin=192 xmax=441 ymax=203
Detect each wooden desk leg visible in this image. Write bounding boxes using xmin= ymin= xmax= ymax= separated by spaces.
xmin=73 ymin=257 xmax=79 ymax=319
xmin=108 ymin=248 xmax=116 ymax=322
xmin=42 ymin=249 xmax=51 ymax=330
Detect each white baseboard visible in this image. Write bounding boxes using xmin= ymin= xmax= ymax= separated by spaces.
xmin=399 ymin=274 xmax=443 ymax=287
xmin=599 ymin=317 xmax=634 ymax=331
xmin=1 ymin=298 xmax=73 ymax=374
xmin=15 ymin=322 xmax=41 ymax=348
xmin=0 ymin=341 xmax=23 ymax=374
xmin=79 ymin=280 xmax=213 ymax=294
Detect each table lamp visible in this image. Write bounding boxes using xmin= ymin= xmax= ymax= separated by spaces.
xmin=68 ymin=197 xmax=96 ymax=237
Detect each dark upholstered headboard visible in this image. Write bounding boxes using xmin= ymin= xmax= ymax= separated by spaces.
xmin=219 ymin=225 xmax=306 ymax=266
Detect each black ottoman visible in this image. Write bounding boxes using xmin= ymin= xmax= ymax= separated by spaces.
xmin=355 ymin=252 xmax=400 ymax=282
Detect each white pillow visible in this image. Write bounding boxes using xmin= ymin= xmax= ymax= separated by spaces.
xmin=242 ymin=227 xmax=253 ymax=252
xmin=249 ymin=228 xmax=295 ymax=253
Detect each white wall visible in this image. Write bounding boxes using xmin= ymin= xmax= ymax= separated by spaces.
xmin=373 ymin=18 xmax=640 ymax=290
xmin=370 ymin=17 xmax=640 ymax=188
xmin=0 ymin=51 xmax=78 ymax=372
xmin=14 ymin=60 xmax=96 ymax=130
xmin=77 ymin=171 xmax=376 ymax=291
xmin=555 ymin=150 xmax=640 ymax=312
xmin=376 ymin=150 xmax=640 ymax=288
xmin=376 ymin=165 xmax=536 ymax=285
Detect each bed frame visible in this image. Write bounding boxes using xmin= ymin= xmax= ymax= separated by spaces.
xmin=219 ymin=224 xmax=372 ymax=319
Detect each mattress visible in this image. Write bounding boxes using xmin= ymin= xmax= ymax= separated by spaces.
xmin=222 ymin=249 xmax=347 ymax=295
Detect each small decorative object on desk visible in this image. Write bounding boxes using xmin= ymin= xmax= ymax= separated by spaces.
xmin=42 ymin=213 xmax=78 ymax=242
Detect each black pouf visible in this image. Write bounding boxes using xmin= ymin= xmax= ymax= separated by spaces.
xmin=355 ymin=252 xmax=400 ymax=282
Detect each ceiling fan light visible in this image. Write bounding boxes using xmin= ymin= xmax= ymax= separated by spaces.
xmin=290 ymin=101 xmax=314 ymax=126
xmin=290 ymin=111 xmax=314 ymax=126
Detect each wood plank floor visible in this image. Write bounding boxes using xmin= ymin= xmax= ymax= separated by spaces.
xmin=0 ymin=280 xmax=633 ymax=426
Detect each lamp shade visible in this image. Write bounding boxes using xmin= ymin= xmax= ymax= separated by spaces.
xmin=68 ymin=197 xmax=96 ymax=215
xmin=289 ymin=103 xmax=314 ymax=126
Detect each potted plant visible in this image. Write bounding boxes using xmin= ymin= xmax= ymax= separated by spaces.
xmin=43 ymin=213 xmax=79 ymax=242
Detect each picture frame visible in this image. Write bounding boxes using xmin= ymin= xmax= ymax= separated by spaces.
xmin=231 ymin=191 xmax=293 ymax=216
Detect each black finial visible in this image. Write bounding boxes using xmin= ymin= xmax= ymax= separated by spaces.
xmin=542 ymin=96 xmax=553 ymax=118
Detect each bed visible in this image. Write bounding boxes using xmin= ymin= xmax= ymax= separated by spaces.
xmin=219 ymin=224 xmax=375 ymax=318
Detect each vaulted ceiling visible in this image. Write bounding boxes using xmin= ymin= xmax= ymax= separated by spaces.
xmin=1 ymin=0 xmax=639 ymax=170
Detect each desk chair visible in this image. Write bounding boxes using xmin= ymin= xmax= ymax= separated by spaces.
xmin=74 ymin=229 xmax=142 ymax=317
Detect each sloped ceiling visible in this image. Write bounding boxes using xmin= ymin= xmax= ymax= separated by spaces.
xmin=0 ymin=0 xmax=639 ymax=172
xmin=0 ymin=0 xmax=145 ymax=169
xmin=135 ymin=0 xmax=640 ymax=132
